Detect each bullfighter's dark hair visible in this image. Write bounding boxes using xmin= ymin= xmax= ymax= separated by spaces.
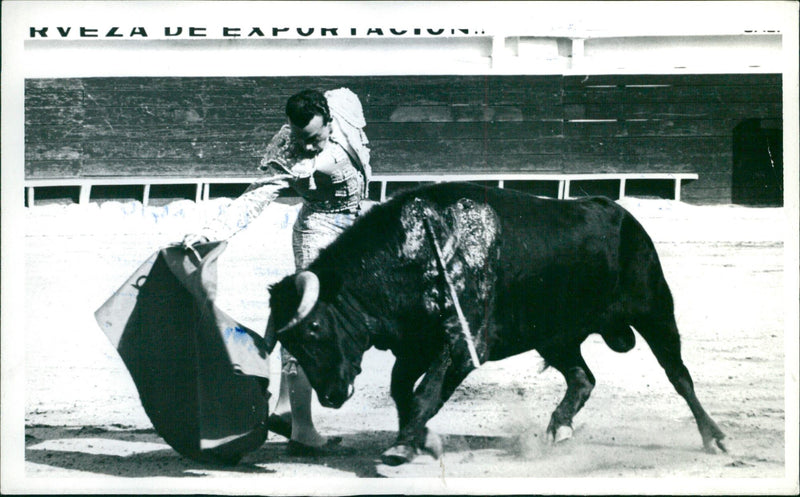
xmin=285 ymin=89 xmax=331 ymax=128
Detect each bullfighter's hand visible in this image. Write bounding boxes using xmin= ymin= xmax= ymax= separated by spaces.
xmin=181 ymin=233 xmax=210 ymax=249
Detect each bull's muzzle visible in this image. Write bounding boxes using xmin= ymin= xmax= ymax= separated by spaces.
xmin=318 ymin=381 xmax=355 ymax=409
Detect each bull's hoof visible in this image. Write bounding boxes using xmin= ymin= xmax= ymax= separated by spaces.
xmin=546 ymin=413 xmax=575 ymax=444
xmin=381 ymin=444 xmax=416 ymax=466
xmin=553 ymin=425 xmax=573 ymax=444
xmin=422 ymin=430 xmax=443 ymax=459
xmin=700 ymin=421 xmax=727 ymax=454
xmin=702 ymin=435 xmax=728 ymax=454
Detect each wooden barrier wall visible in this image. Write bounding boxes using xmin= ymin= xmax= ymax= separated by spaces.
xmin=25 ymin=74 xmax=781 ymax=204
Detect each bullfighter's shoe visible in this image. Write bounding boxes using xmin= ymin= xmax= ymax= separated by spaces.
xmin=287 ymin=437 xmax=343 ymax=457
xmin=266 ymin=414 xmax=292 ymax=439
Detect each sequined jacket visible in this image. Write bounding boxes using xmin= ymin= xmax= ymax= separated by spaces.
xmin=199 ymin=89 xmax=370 ymax=241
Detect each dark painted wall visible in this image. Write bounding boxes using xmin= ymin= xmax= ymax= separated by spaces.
xmin=25 ymin=74 xmax=781 ymax=204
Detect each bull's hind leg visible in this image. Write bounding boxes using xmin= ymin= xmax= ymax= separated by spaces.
xmin=540 ymin=347 xmax=596 ymax=443
xmin=634 ymin=314 xmax=727 ymax=453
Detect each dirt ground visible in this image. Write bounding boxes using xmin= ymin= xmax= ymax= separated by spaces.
xmin=14 ymin=195 xmax=797 ymax=494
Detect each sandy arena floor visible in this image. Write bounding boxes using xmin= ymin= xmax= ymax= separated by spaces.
xmin=10 ymin=195 xmax=797 ymax=494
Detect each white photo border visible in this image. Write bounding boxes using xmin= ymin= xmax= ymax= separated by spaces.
xmin=2 ymin=1 xmax=798 ymax=495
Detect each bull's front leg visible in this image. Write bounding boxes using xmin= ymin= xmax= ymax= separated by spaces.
xmin=389 ymin=356 xmax=427 ymax=433
xmin=382 ymin=338 xmax=475 ymax=466
xmin=381 ymin=345 xmax=451 ymax=466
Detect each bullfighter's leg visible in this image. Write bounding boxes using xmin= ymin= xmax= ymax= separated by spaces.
xmin=634 ymin=314 xmax=727 ymax=453
xmin=382 ymin=342 xmax=474 ymax=465
xmin=272 ymin=348 xmax=333 ymax=448
xmin=539 ymin=347 xmax=596 ymax=444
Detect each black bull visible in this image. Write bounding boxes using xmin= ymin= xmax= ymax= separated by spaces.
xmin=265 ymin=182 xmax=726 ymax=465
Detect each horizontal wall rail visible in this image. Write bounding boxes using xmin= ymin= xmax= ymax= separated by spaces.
xmin=23 ymin=172 xmax=698 ymax=206
xmin=370 ymin=172 xmax=698 ymax=202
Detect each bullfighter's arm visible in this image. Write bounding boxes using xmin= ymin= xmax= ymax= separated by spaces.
xmin=195 ymin=174 xmax=292 ymax=242
xmin=185 ymin=126 xmax=311 ymax=244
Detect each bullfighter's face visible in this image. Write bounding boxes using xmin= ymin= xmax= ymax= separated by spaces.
xmin=266 ymin=271 xmax=359 ymax=409
xmin=291 ymin=114 xmax=331 ymax=154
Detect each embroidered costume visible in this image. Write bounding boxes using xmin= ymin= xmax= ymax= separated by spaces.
xmin=199 ymin=88 xmax=370 ymax=241
xmin=197 ymin=88 xmax=371 ymax=376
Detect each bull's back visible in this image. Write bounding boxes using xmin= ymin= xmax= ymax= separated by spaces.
xmin=391 ymin=182 xmax=653 ymax=359
xmin=392 ymin=181 xmax=626 ymax=267
xmin=321 ymin=182 xmax=663 ymax=358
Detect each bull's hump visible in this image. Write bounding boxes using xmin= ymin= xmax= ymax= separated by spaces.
xmin=398 ymin=196 xmax=500 ymax=269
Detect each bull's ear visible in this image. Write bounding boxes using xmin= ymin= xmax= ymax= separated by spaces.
xmin=264 ymin=313 xmax=279 ymax=352
xmin=317 ymin=268 xmax=343 ymax=302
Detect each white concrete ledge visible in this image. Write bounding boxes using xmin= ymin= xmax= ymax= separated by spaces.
xmin=371 ymin=172 xmax=698 ymax=202
xmin=24 ymin=172 xmax=698 ymax=206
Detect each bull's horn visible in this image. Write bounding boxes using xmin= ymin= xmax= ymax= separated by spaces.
xmin=276 ymin=271 xmax=320 ymax=334
xmin=294 ymin=271 xmax=320 ymax=319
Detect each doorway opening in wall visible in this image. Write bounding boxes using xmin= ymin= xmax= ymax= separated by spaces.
xmin=732 ymin=119 xmax=783 ymax=206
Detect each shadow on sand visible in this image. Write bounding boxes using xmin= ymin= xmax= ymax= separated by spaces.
xmin=25 ymin=424 xmax=517 ymax=478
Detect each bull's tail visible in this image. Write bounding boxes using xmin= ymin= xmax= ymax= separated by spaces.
xmin=618 ymin=208 xmax=727 ymax=453
xmin=618 ymin=209 xmax=675 ymax=322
